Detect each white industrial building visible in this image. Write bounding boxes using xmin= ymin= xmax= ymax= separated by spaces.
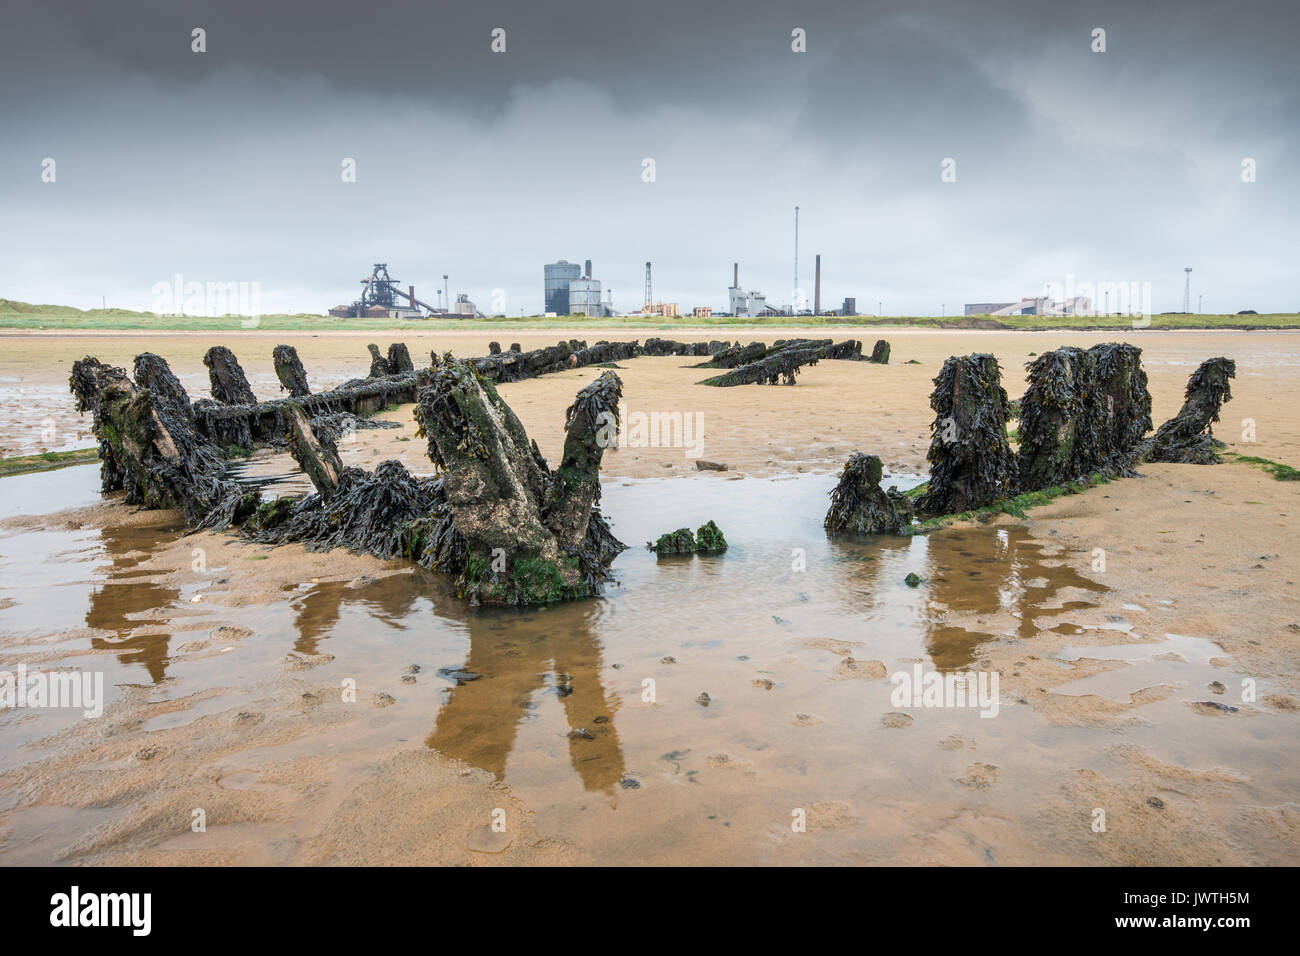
xmin=965 ymin=296 xmax=1092 ymax=317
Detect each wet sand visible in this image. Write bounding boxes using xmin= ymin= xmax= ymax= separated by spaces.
xmin=0 ymin=328 xmax=1297 ymax=866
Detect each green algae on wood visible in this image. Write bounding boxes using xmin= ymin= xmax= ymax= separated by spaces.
xmin=695 ymin=520 xmax=728 ymax=553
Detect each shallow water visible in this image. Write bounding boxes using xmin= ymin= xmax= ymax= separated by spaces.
xmin=0 ymin=465 xmax=1296 ymax=864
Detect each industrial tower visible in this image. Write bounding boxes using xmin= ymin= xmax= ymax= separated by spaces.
xmin=644 ymin=262 xmax=653 ymax=312
xmin=1183 ymin=268 xmax=1192 ymax=313
xmin=793 ymin=206 xmax=799 ymax=314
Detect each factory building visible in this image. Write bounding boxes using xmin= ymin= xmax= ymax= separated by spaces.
xmin=544 ymin=260 xmax=583 ymax=315
xmin=726 ymin=262 xmax=769 ymax=317
xmin=964 ymin=296 xmax=1092 ymax=317
xmin=544 ymin=258 xmax=615 ymax=316
xmin=728 ymin=288 xmax=768 ymax=317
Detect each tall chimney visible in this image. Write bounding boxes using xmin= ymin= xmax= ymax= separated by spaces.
xmin=814 ymin=255 xmax=822 ymax=315
xmin=409 ymin=285 xmax=416 ymax=310
xmin=733 ymin=262 xmax=739 ymax=289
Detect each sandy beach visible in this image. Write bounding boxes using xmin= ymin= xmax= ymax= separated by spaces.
xmin=0 ymin=327 xmax=1297 ymax=865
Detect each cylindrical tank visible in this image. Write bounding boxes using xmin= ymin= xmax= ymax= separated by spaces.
xmin=544 ymin=260 xmax=582 ymax=314
xmin=567 ymin=277 xmax=603 ymax=316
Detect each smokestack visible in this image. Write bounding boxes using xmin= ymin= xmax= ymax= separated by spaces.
xmin=733 ymin=262 xmax=739 ymax=289
xmin=814 ymin=255 xmax=821 ymax=315
xmin=409 ymin=285 xmax=416 ymax=310
xmin=584 ymin=259 xmax=592 ymax=279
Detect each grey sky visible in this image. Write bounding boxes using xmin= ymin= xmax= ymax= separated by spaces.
xmin=2 ymin=0 xmax=1296 ymax=315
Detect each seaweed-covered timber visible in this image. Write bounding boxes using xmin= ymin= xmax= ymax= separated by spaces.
xmin=916 ymin=353 xmax=1018 ymax=514
xmin=272 ymin=344 xmax=311 ymax=397
xmin=70 ymin=354 xmax=257 ymax=526
xmin=186 ymin=338 xmax=690 ymax=450
xmin=642 ymin=338 xmax=732 ymax=357
xmin=367 ymin=343 xmax=391 ymax=377
xmin=468 ymin=339 xmax=642 ymax=384
xmin=72 ymin=348 xmax=629 ymax=606
xmin=203 ymin=346 xmax=258 ymax=405
xmin=1146 ymin=357 xmax=1236 ymax=464
xmin=192 ymin=371 xmax=417 ymax=450
xmin=387 ymin=342 xmax=415 ymax=374
xmin=1017 ymin=343 xmax=1152 ymax=489
xmin=697 ymin=339 xmax=863 ymax=387
xmin=284 ymin=404 xmax=343 ymax=497
xmin=869 ymin=340 xmax=891 ymax=364
xmin=411 ymin=361 xmax=626 ymax=604
xmin=693 ymin=341 xmax=766 ymax=369
xmin=824 ymin=453 xmax=914 ymax=535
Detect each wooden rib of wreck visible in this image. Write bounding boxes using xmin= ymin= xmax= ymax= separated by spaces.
xmin=641 ymin=338 xmax=732 ymax=357
xmin=1017 ymin=343 xmax=1152 ymax=488
xmin=272 ymin=344 xmax=311 ymax=397
xmin=697 ymin=339 xmax=863 ymax=387
xmin=70 ymin=353 xmax=258 ymax=526
xmin=692 ymin=341 xmax=766 ymax=369
xmin=72 ymin=350 xmax=628 ymax=606
xmin=203 ymin=346 xmax=258 ymax=405
xmin=915 ymin=353 xmax=1018 ymax=514
xmin=1145 ymin=357 xmax=1236 ymax=464
xmin=468 ymin=339 xmax=642 ymax=383
xmin=193 ymin=373 xmax=415 ymax=450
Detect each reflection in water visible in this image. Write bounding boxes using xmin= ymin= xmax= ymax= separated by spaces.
xmin=426 ymin=607 xmax=625 ymax=793
xmin=282 ymin=570 xmax=627 ymax=792
xmin=288 ymin=571 xmax=436 ymax=655
xmin=920 ymin=526 xmax=1107 ymax=670
xmin=84 ymin=524 xmax=182 ymax=683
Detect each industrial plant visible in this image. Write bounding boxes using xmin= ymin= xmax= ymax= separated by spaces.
xmin=330 ymin=263 xmax=480 ymax=319
xmin=544 ymin=259 xmax=616 ymax=317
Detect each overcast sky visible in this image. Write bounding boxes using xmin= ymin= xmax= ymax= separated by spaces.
xmin=2 ymin=0 xmax=1296 ymax=316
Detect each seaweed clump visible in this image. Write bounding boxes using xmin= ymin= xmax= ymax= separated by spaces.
xmin=824 ymin=453 xmax=913 ymax=535
xmin=695 ymin=520 xmax=728 ymax=553
xmin=648 ymin=521 xmax=728 ymax=555
xmin=648 ymin=528 xmax=697 ymax=555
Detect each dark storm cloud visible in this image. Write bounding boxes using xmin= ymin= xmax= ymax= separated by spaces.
xmin=1 ymin=0 xmax=1296 ymax=315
